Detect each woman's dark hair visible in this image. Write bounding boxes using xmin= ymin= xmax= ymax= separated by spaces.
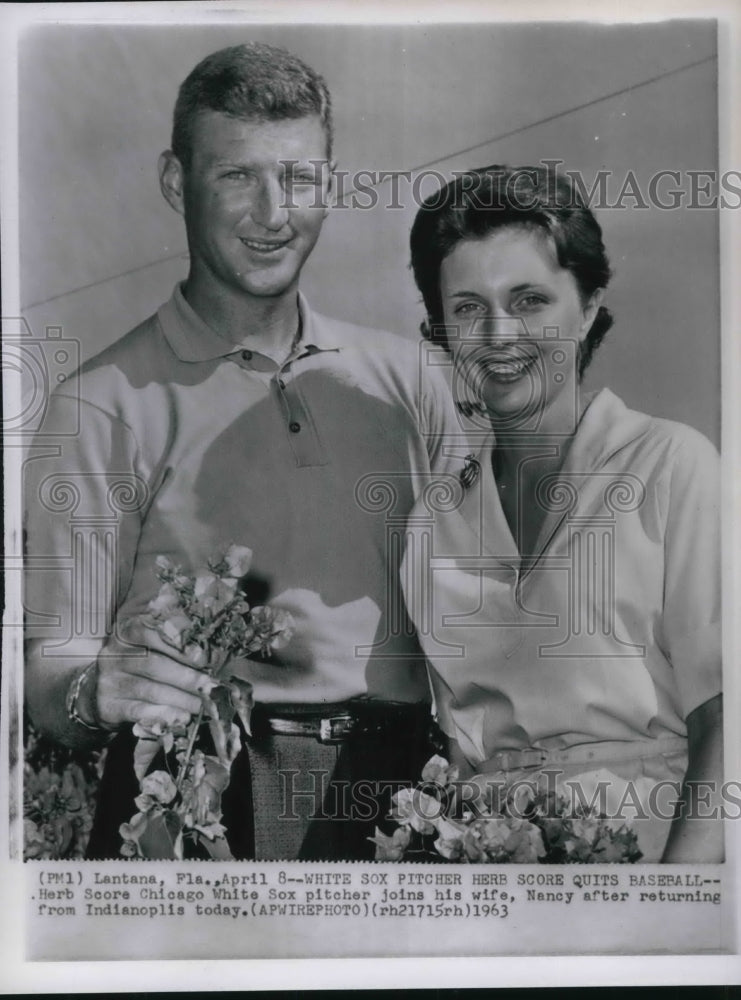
xmin=410 ymin=165 xmax=613 ymax=378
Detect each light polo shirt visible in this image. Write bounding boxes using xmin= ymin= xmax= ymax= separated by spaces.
xmin=402 ymin=388 xmax=721 ymax=762
xmin=24 ymin=285 xmax=462 ymax=705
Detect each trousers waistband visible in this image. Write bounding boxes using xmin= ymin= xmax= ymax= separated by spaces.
xmin=480 ymin=736 xmax=687 ymax=773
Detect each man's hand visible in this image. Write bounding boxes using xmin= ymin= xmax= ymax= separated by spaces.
xmin=94 ymin=620 xmax=211 ymax=731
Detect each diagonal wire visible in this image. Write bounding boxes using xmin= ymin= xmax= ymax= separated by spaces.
xmin=24 ymin=52 xmax=716 ymax=311
xmin=371 ymin=52 xmax=717 ymax=183
xmin=23 ymin=250 xmax=190 ymax=311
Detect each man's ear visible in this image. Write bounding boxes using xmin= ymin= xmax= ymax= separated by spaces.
xmin=324 ymin=160 xmax=338 ymax=216
xmin=158 ymin=150 xmax=186 ymax=216
xmin=580 ymin=287 xmax=604 ymax=337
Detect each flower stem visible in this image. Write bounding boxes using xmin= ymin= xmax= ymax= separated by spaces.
xmin=176 ymin=705 xmax=205 ymax=794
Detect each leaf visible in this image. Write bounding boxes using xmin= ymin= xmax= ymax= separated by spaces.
xmin=55 ymin=816 xmax=74 ymax=857
xmin=228 ymin=677 xmax=254 ymax=737
xmin=181 ymin=754 xmax=231 ymax=829
xmin=197 ymin=831 xmax=235 ymax=860
xmin=133 ymin=736 xmax=163 ymax=783
xmin=203 ymin=683 xmax=243 ymax=767
xmin=136 ymin=809 xmax=184 ymax=860
xmin=207 ymin=718 xmax=242 ymax=769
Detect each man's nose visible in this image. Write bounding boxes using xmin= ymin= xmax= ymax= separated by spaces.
xmin=251 ymin=176 xmax=290 ymax=231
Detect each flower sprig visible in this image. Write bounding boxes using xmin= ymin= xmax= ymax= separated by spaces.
xmin=23 ymin=721 xmax=105 ymax=860
xmin=119 ymin=545 xmax=294 ymax=861
xmin=371 ymin=755 xmax=642 ymax=864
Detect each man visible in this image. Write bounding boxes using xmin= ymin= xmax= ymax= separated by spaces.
xmin=24 ymin=42 xmax=460 ymax=860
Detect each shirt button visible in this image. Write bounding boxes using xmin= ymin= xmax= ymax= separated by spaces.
xmin=289 ymin=421 xmax=301 ymax=433
xmin=241 ymin=350 xmax=253 ymax=361
xmin=277 ymin=378 xmax=286 ymax=390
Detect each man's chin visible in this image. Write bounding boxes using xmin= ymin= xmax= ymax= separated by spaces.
xmin=233 ymin=271 xmax=300 ymax=300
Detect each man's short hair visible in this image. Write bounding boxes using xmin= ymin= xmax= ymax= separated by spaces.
xmin=172 ymin=42 xmax=334 ymax=168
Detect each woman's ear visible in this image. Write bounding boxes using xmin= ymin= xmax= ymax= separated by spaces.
xmin=580 ymin=288 xmax=605 ymax=337
xmin=158 ymin=150 xmax=186 ymax=216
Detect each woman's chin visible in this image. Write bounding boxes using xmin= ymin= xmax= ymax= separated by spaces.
xmin=480 ymin=380 xmax=539 ymax=426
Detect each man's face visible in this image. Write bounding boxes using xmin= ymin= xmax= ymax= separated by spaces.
xmin=162 ymin=112 xmax=332 ymax=302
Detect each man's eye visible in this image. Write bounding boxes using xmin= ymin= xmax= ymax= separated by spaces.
xmin=222 ymin=170 xmax=248 ymax=181
xmin=287 ymin=174 xmax=321 ymax=186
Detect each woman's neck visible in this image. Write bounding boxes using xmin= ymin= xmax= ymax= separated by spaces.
xmin=489 ymin=387 xmax=590 ymax=555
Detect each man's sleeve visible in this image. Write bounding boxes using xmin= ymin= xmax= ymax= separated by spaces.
xmin=24 ymin=392 xmax=146 ymax=730
xmin=417 ymin=343 xmax=464 ymax=478
xmin=661 ymin=429 xmax=722 ymax=718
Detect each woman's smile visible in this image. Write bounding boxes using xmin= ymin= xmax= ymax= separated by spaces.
xmin=440 ymin=226 xmax=599 ymax=425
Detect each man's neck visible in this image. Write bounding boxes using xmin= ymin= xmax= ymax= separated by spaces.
xmin=182 ymin=276 xmax=301 ymax=364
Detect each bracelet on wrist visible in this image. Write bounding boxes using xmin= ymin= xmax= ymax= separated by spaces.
xmin=65 ymin=662 xmax=106 ymax=733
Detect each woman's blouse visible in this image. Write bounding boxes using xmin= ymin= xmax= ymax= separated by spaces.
xmin=402 ymin=388 xmax=721 ymax=767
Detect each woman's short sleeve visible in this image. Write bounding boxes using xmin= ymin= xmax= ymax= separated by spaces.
xmin=661 ymin=427 xmax=721 ymax=716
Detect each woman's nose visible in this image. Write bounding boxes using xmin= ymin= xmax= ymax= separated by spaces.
xmin=251 ymin=177 xmax=290 ymax=231
xmin=474 ymin=313 xmax=526 ymax=342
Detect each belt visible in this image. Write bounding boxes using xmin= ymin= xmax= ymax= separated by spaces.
xmin=254 ymin=699 xmax=432 ymax=746
xmin=480 ymin=736 xmax=687 ymax=773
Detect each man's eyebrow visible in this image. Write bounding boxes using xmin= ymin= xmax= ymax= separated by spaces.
xmin=208 ymin=158 xmax=252 ymax=168
xmin=206 ymin=157 xmax=324 ymax=170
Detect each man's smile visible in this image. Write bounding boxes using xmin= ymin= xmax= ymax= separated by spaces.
xmin=239 ymin=236 xmax=292 ymax=254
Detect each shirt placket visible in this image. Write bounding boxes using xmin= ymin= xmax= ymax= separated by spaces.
xmin=233 ymin=345 xmax=329 ymax=468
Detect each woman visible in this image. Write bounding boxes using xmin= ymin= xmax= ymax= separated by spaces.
xmin=404 ymin=165 xmax=722 ymax=862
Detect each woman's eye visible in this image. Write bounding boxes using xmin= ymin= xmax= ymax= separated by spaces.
xmin=454 ymin=302 xmax=484 ymax=316
xmin=514 ymin=294 xmax=547 ymax=312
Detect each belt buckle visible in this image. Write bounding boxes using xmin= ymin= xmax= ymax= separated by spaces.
xmin=519 ymin=748 xmax=549 ymax=769
xmin=318 ymin=714 xmax=355 ymax=744
xmin=492 ymin=748 xmax=547 ymax=771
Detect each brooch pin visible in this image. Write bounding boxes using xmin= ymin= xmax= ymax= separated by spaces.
xmin=459 ymin=453 xmax=480 ymax=490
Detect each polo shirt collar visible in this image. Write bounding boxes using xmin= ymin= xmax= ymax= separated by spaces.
xmin=158 ymin=284 xmax=342 ymax=362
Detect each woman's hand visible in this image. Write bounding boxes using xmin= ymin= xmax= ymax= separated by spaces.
xmin=661 ymin=693 xmax=724 ymax=863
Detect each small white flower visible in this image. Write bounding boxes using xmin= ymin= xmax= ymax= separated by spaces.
xmin=161 ymin=612 xmax=191 ymax=648
xmin=224 ymin=544 xmax=253 ymax=579
xmin=148 ymin=582 xmax=180 ymax=617
xmin=421 ymin=754 xmax=459 ymax=787
xmin=390 ymin=787 xmax=441 ymax=835
xmin=140 ymin=770 xmax=177 ymax=805
xmin=369 ymin=826 xmax=411 ymax=861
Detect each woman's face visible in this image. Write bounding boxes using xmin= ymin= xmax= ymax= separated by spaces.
xmin=439 ymin=225 xmax=602 ymax=430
